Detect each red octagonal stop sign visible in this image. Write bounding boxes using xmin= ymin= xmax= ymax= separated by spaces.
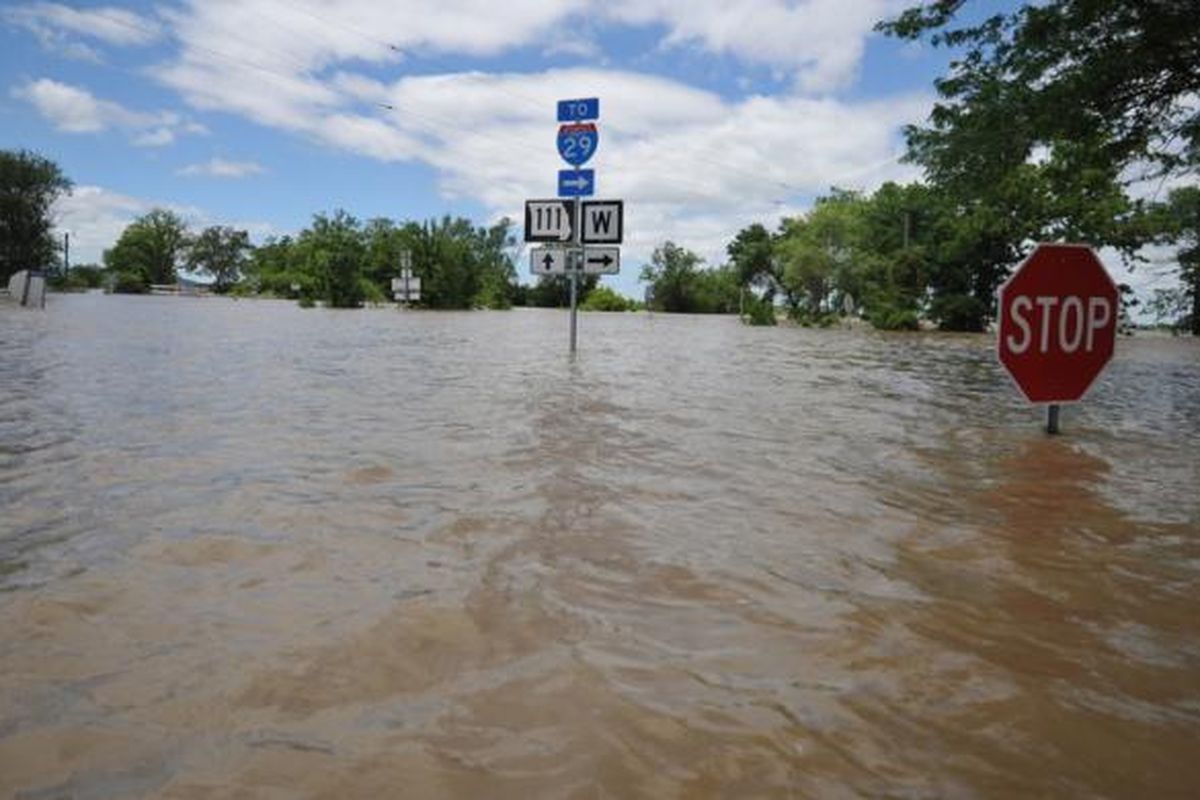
xmin=997 ymin=243 xmax=1119 ymax=403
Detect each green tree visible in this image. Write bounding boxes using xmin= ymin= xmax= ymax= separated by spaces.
xmin=243 ymin=235 xmax=311 ymax=297
xmin=858 ymin=182 xmax=943 ymax=324
xmin=776 ymin=190 xmax=870 ymax=324
xmin=186 ymin=226 xmax=251 ymax=293
xmin=727 ymin=223 xmax=779 ymax=301
xmin=471 ymin=218 xmax=519 ymax=309
xmin=877 ymin=0 xmax=1195 ymax=330
xmin=0 ymin=149 xmax=72 ymax=281
xmin=880 ymin=1 xmax=1200 ymax=184
xmin=104 ymin=209 xmax=189 ymax=291
xmin=403 ymin=216 xmax=518 ymax=309
xmin=639 ymin=242 xmax=735 ymax=314
xmin=691 ymin=265 xmax=741 ymax=314
xmin=297 ymin=210 xmax=366 ymax=308
xmin=1154 ymin=186 xmax=1200 ymax=334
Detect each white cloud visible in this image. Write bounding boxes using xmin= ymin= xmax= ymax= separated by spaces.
xmin=157 ymin=0 xmax=583 ymax=77
xmin=14 ymin=78 xmax=151 ymax=132
xmin=153 ymin=0 xmax=899 ymax=91
xmin=133 ymin=127 xmax=177 ymax=147
xmin=3 ymin=2 xmax=161 ymax=61
xmin=177 ymin=158 xmax=266 ymax=178
xmin=601 ymin=0 xmax=903 ymax=92
xmin=13 ymin=78 xmax=203 ymax=147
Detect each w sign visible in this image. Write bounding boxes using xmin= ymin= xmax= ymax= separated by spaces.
xmin=581 ymin=201 xmax=623 ymax=244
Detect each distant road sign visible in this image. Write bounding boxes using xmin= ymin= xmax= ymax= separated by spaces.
xmin=558 ymin=169 xmax=594 ymax=197
xmin=524 ymin=199 xmax=575 ymax=242
xmin=557 ymin=123 xmax=598 ymax=167
xmin=557 ymin=97 xmax=599 ymax=122
xmin=393 ymin=274 xmax=420 ymax=302
xmin=582 ymin=246 xmax=620 ymax=275
xmin=530 ymin=246 xmax=568 ymax=275
xmin=391 ymin=270 xmax=414 ymax=291
xmin=581 ymin=201 xmax=623 ymax=244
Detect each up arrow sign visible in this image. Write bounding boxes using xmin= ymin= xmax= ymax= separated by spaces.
xmin=558 ymin=169 xmax=595 ymax=197
xmin=529 ymin=246 xmax=567 ymax=275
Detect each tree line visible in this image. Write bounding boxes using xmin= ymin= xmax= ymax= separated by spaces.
xmin=47 ymin=203 xmax=644 ymax=311
xmin=97 ymin=208 xmax=522 ymax=309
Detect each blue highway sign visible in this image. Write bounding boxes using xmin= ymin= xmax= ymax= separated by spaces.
xmin=557 ymin=123 xmax=598 ymax=167
xmin=557 ymin=97 xmax=599 ymax=122
xmin=558 ymin=169 xmax=595 ymax=197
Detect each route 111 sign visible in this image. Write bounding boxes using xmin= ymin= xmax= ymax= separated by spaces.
xmin=524 ymin=199 xmax=575 ymax=242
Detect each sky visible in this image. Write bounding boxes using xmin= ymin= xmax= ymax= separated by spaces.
xmin=0 ymin=0 xmax=1181 ymax=301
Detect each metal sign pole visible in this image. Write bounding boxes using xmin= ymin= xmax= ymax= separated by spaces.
xmin=1046 ymin=404 xmax=1061 ymax=435
xmin=570 ymin=196 xmax=580 ymax=354
xmin=569 ymin=273 xmax=578 ymax=353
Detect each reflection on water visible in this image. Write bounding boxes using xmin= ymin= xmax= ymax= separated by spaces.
xmin=1 ymin=294 xmax=1198 ymax=797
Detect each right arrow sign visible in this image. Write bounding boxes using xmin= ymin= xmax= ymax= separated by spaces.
xmin=582 ymin=246 xmax=620 ymax=275
xmin=581 ymin=200 xmax=623 ymax=244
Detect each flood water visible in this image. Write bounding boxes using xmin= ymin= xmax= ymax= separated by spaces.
xmin=2 ymin=294 xmax=1198 ymax=798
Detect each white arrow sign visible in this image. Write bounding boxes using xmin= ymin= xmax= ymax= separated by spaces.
xmin=582 ymin=246 xmax=620 ymax=275
xmin=530 ymin=246 xmax=568 ymax=275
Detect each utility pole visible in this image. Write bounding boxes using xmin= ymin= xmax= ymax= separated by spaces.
xmin=63 ymin=232 xmax=69 ymax=277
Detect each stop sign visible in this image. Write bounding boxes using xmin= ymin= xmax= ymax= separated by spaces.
xmin=997 ymin=243 xmax=1119 ymax=403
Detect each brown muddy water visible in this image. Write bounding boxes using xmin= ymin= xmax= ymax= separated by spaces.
xmin=1 ymin=294 xmax=1198 ymax=799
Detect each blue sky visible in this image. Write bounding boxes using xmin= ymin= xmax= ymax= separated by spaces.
xmin=8 ymin=0 xmax=1166 ymax=301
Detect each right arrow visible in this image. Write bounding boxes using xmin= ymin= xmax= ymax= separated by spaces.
xmin=586 ymin=254 xmax=613 ymax=266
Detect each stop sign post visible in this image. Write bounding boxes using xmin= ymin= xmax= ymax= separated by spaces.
xmin=997 ymin=243 xmax=1119 ymax=433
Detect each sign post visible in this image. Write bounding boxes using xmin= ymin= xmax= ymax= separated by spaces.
xmin=523 ymin=97 xmax=624 ymax=354
xmin=392 ymin=249 xmax=420 ymax=305
xmin=996 ymin=243 xmax=1119 ymax=434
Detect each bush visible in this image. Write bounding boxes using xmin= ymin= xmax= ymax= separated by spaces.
xmin=788 ymin=307 xmax=839 ymax=327
xmin=581 ymin=285 xmax=636 ymax=311
xmin=111 ymin=271 xmax=148 ymax=294
xmin=358 ymin=277 xmax=386 ymax=305
xmin=741 ymin=294 xmax=776 ymax=325
xmin=49 ymin=265 xmax=105 ymax=292
xmin=930 ymin=293 xmax=987 ymax=332
xmin=868 ymin=304 xmax=920 ymax=331
xmin=473 ymin=276 xmax=513 ymax=309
